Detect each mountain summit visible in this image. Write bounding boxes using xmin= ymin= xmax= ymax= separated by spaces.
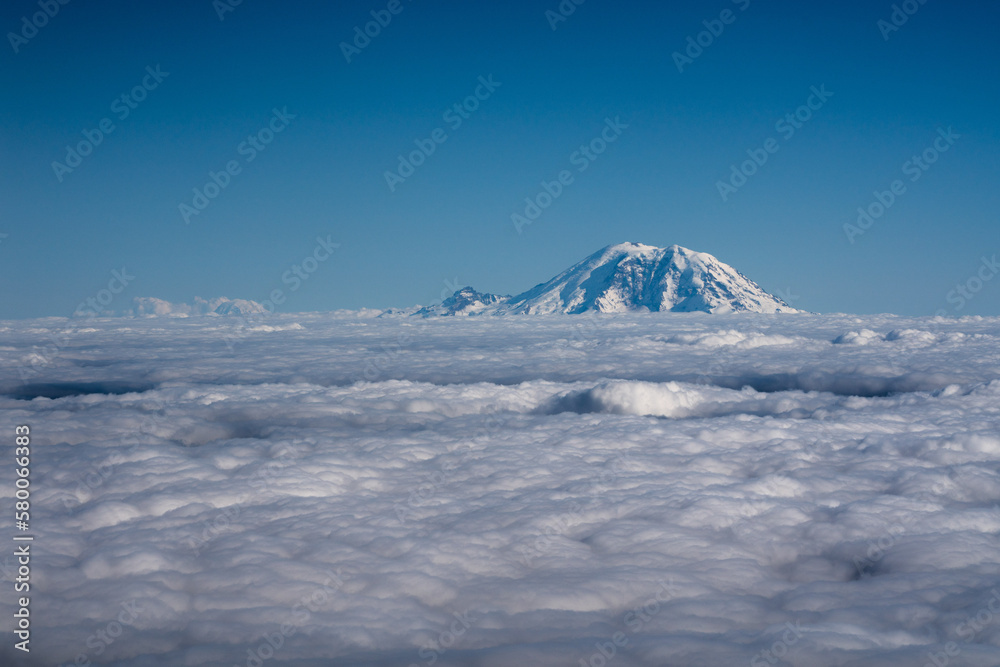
xmin=420 ymin=243 xmax=798 ymax=316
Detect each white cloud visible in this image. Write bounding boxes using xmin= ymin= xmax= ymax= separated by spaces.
xmin=1 ymin=312 xmax=999 ymax=665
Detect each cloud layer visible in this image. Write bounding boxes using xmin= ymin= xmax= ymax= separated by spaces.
xmin=1 ymin=312 xmax=999 ymax=665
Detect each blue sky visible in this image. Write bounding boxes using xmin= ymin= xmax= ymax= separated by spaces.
xmin=1 ymin=0 xmax=998 ymax=318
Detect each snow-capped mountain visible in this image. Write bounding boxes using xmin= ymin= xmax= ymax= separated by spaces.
xmin=421 ymin=243 xmax=798 ymax=316
xmin=104 ymin=296 xmax=269 ymax=317
xmin=414 ymin=287 xmax=509 ymax=317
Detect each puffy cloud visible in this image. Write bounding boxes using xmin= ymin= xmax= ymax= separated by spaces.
xmin=0 ymin=312 xmax=999 ymax=665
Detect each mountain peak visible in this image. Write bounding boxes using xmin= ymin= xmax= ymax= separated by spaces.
xmin=600 ymin=241 xmax=664 ymax=258
xmin=417 ymin=243 xmax=799 ymax=317
xmin=414 ymin=286 xmax=509 ymax=317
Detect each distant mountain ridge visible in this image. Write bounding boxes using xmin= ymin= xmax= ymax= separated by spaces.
xmin=414 ymin=287 xmax=510 ymax=317
xmin=113 ymin=244 xmax=796 ymax=319
xmin=75 ymin=296 xmax=270 ymax=318
xmin=417 ymin=243 xmax=798 ymax=316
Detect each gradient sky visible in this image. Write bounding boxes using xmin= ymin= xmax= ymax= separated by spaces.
xmin=1 ymin=0 xmax=998 ymax=319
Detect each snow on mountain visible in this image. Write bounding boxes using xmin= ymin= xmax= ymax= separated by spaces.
xmin=414 ymin=286 xmax=509 ymax=317
xmin=202 ymin=297 xmax=268 ymax=317
xmin=115 ymin=296 xmax=268 ymax=317
xmin=422 ymin=243 xmax=798 ymax=316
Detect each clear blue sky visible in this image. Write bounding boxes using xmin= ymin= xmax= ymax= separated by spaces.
xmin=1 ymin=0 xmax=998 ymax=318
